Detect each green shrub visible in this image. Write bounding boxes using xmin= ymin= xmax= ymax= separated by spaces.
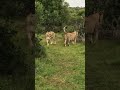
xmin=0 ymin=26 xmax=27 ymax=75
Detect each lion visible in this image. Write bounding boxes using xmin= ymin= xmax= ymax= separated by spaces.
xmin=63 ymin=26 xmax=78 ymax=46
xmin=85 ymin=11 xmax=103 ymax=44
xmin=45 ymin=31 xmax=56 ymax=46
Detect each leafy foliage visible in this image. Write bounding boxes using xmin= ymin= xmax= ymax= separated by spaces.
xmin=35 ymin=0 xmax=70 ymax=33
xmin=35 ymin=0 xmax=85 ymax=33
xmin=35 ymin=35 xmax=46 ymax=58
xmin=0 ymin=26 xmax=27 ymax=75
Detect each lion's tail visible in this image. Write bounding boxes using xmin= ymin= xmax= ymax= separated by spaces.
xmin=63 ymin=26 xmax=67 ymax=34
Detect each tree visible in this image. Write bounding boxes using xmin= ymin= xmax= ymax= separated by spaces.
xmin=36 ymin=0 xmax=70 ymax=32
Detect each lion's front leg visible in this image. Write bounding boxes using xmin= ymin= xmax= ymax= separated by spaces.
xmin=50 ymin=38 xmax=53 ymax=44
xmin=74 ymin=38 xmax=77 ymax=44
xmin=64 ymin=39 xmax=67 ymax=46
xmin=46 ymin=39 xmax=49 ymax=46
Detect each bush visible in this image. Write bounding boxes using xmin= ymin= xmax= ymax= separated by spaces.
xmin=0 ymin=26 xmax=28 ymax=75
xmin=35 ymin=35 xmax=46 ymax=58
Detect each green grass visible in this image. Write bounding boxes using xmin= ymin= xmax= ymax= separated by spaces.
xmin=35 ymin=33 xmax=85 ymax=90
xmin=86 ymin=40 xmax=120 ymax=90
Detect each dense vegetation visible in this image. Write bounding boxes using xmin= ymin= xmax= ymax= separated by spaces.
xmin=35 ymin=0 xmax=85 ymax=33
xmin=0 ymin=0 xmax=35 ymax=89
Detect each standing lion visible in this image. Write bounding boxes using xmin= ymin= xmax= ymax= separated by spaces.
xmin=45 ymin=31 xmax=56 ymax=46
xmin=85 ymin=11 xmax=103 ymax=44
xmin=63 ymin=26 xmax=78 ymax=46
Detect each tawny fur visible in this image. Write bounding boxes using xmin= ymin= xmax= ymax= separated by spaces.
xmin=85 ymin=12 xmax=103 ymax=43
xmin=45 ymin=31 xmax=56 ymax=46
xmin=63 ymin=26 xmax=78 ymax=46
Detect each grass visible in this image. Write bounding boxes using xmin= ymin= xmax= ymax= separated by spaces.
xmin=35 ymin=33 xmax=85 ymax=90
xmin=86 ymin=40 xmax=120 ymax=90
